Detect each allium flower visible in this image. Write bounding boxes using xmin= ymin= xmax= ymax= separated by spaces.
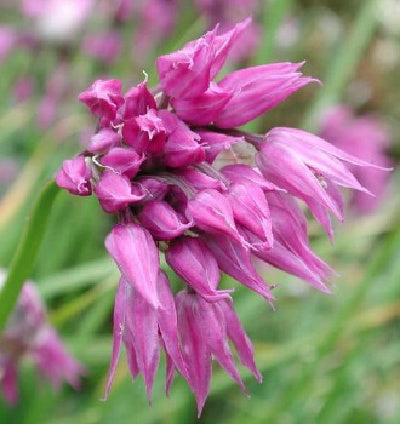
xmin=320 ymin=106 xmax=393 ymax=214
xmin=0 ymin=272 xmax=84 ymax=405
xmin=55 ymin=19 xmax=388 ymax=415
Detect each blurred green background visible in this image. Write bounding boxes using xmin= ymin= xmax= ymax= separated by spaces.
xmin=0 ymin=0 xmax=399 ymax=423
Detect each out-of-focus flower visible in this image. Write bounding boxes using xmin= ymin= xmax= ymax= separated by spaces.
xmin=320 ymin=106 xmax=393 ymax=214
xmin=82 ymin=31 xmax=122 ymax=65
xmin=56 ymin=19 xmax=388 ymax=415
xmin=37 ymin=64 xmax=69 ymax=128
xmin=22 ymin=0 xmax=94 ymax=42
xmin=0 ymin=26 xmax=16 ymax=63
xmin=132 ymin=0 xmax=178 ymax=63
xmin=0 ymin=272 xmax=84 ymax=404
xmin=13 ymin=77 xmax=34 ymax=103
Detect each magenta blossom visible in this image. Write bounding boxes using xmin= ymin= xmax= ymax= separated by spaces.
xmin=55 ymin=19 xmax=388 ymax=414
xmin=0 ymin=273 xmax=84 ymax=404
xmin=320 ymin=106 xmax=393 ymax=214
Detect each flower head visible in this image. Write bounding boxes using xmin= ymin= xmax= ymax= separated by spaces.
xmin=55 ymin=18 xmax=388 ymax=414
xmin=0 ymin=273 xmax=84 ymax=404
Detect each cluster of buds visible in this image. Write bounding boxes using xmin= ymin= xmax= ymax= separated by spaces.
xmin=55 ymin=19 xmax=387 ymax=415
xmin=0 ymin=272 xmax=83 ymax=405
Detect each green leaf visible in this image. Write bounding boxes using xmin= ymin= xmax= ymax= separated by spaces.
xmin=38 ymin=257 xmax=115 ymax=298
xmin=0 ymin=181 xmax=60 ymax=330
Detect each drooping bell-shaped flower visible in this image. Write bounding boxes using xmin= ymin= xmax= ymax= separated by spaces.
xmin=205 ymin=235 xmax=274 ymax=302
xmin=138 ymin=200 xmax=192 ymax=240
xmin=78 ymin=79 xmax=123 ymax=122
xmin=95 ymin=171 xmax=145 ymax=213
xmin=104 ymin=272 xmax=187 ymax=402
xmin=176 ymin=290 xmax=259 ymax=416
xmin=159 ymin=110 xmax=205 ymax=167
xmin=228 ymin=182 xmax=273 ymax=246
xmin=87 ymin=128 xmax=121 ymax=154
xmin=186 ymin=189 xmax=245 ymax=244
xmin=123 ymin=79 xmax=156 ymax=119
xmin=55 ymin=155 xmax=92 ymax=196
xmin=105 ymin=223 xmax=160 ymax=308
xmin=166 ymin=236 xmax=231 ymax=301
xmin=101 ymin=147 xmax=145 ymax=179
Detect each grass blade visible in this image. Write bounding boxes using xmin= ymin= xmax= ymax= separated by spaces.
xmin=0 ymin=181 xmax=60 ymax=330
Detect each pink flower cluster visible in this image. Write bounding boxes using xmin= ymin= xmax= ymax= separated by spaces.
xmin=55 ymin=19 xmax=387 ymax=415
xmin=0 ymin=275 xmax=83 ymax=405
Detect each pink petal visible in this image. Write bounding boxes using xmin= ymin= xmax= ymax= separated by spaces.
xmin=220 ymin=298 xmax=262 ymax=382
xmin=138 ymin=200 xmax=192 ymax=241
xmin=176 ymin=292 xmax=212 ymax=417
xmin=87 ymin=128 xmax=121 ymax=154
xmin=105 ymin=223 xmax=160 ymax=308
xmin=95 ymin=171 xmax=145 ymax=213
xmin=205 ymin=235 xmax=274 ymax=302
xmin=101 ymin=147 xmax=144 ymax=179
xmin=166 ymin=236 xmax=230 ymax=301
xmin=104 ymin=278 xmax=127 ymax=399
xmin=228 ymin=182 xmax=274 ymax=246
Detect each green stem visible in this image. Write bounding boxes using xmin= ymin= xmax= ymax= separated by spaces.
xmin=0 ymin=181 xmax=60 ymax=330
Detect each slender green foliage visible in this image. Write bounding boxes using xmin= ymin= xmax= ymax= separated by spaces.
xmin=0 ymin=182 xmax=60 ymax=330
